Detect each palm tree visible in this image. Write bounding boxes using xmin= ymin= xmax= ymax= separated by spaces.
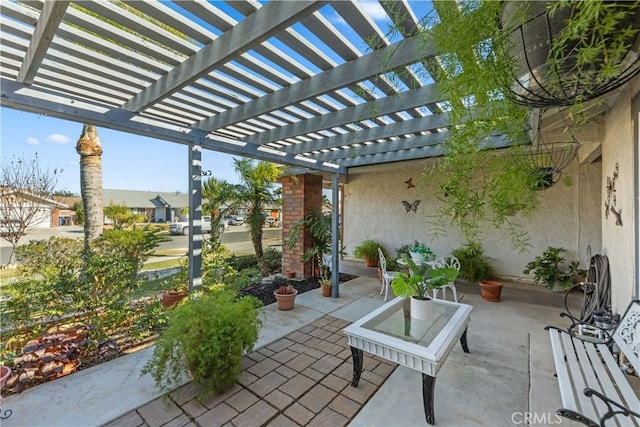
xmin=202 ymin=177 xmax=238 ymax=244
xmin=76 ymin=124 xmax=103 ymax=250
xmin=233 ymin=159 xmax=281 ymax=275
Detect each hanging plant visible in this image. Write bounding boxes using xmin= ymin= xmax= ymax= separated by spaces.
xmin=501 ymin=0 xmax=640 ymax=108
xmin=420 ymin=1 xmax=537 ymax=250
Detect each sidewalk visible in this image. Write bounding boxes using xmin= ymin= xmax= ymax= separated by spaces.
xmin=2 ymin=264 xmax=589 ymax=426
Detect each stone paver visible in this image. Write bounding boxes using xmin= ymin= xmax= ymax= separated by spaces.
xmin=195 ymin=402 xmax=238 ymax=427
xmin=230 ymin=400 xmax=278 ymax=427
xmin=278 ymin=373 xmax=316 ymax=399
xmin=116 ymin=315 xmax=397 ymax=427
xmin=298 ymin=384 xmax=338 ymax=413
xmin=103 ymin=411 xmax=145 ymax=427
xmin=137 ymin=396 xmax=183 ymax=426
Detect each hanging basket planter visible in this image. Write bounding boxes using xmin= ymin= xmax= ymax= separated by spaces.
xmin=501 ymin=1 xmax=640 ymax=108
xmin=512 ymin=133 xmax=579 ymax=190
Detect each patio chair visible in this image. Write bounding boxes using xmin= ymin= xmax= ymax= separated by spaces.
xmin=432 ymin=255 xmax=460 ymax=302
xmin=378 ymin=248 xmax=398 ymax=301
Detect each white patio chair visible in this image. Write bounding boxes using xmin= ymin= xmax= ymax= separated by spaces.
xmin=431 ymin=255 xmax=460 ymax=302
xmin=378 ymin=248 xmax=398 ymax=301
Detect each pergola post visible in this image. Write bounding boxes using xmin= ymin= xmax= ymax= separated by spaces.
xmin=188 ymin=140 xmax=203 ymax=292
xmin=331 ymin=172 xmax=340 ymax=297
xmin=280 ymin=174 xmax=323 ymax=278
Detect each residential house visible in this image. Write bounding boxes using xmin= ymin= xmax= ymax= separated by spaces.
xmin=103 ymin=189 xmax=189 ymax=223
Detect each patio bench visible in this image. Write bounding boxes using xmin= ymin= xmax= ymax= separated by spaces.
xmin=545 ymin=299 xmax=639 ymax=426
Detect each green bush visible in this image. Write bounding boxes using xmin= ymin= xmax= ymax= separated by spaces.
xmin=2 ymin=229 xmax=167 ymax=361
xmin=226 ymin=248 xmax=282 ymax=275
xmin=451 ymin=242 xmax=494 ymax=282
xmin=523 ymin=247 xmax=576 ymax=291
xmin=141 ymin=290 xmax=262 ymax=395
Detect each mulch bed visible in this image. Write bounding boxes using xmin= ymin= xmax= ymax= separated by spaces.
xmin=238 ymin=273 xmax=358 ymax=306
xmin=4 ymin=273 xmax=359 ymax=397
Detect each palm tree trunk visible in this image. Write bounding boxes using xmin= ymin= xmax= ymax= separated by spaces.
xmin=76 ymin=124 xmax=103 ymax=250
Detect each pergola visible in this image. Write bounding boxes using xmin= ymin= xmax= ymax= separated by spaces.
xmin=1 ymin=1 xmax=519 ymax=292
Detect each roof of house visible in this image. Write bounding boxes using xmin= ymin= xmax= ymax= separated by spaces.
xmin=103 ymin=189 xmax=188 ymax=209
xmin=1 ymin=189 xmax=68 ymax=208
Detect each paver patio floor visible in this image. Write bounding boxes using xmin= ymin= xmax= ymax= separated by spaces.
xmin=105 ymin=315 xmax=397 ymax=427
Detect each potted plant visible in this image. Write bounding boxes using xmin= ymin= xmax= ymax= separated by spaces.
xmin=320 ymin=278 xmax=331 ymax=297
xmin=451 ymin=242 xmax=502 ymax=302
xmin=274 ymin=285 xmax=298 ymax=310
xmin=407 ymin=241 xmax=436 ymax=264
xmin=287 ymin=209 xmax=336 ymax=278
xmin=354 ymin=238 xmax=384 ymax=267
xmin=141 ymin=290 xmax=262 ymax=396
xmin=523 ymin=246 xmax=578 ymax=292
xmin=160 ymin=262 xmax=189 ymax=308
xmin=391 ymin=255 xmax=459 ymax=320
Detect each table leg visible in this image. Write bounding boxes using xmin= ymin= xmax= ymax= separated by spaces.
xmin=422 ymin=373 xmax=436 ymax=425
xmin=350 ymin=346 xmax=363 ymax=387
xmin=460 ymin=327 xmax=469 ymax=353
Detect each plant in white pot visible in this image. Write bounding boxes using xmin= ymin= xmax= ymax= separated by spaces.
xmin=407 ymin=241 xmax=436 ymax=265
xmin=391 ymin=255 xmax=459 ymax=320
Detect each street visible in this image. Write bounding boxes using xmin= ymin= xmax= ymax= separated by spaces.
xmin=0 ymin=225 xmax=283 ymax=265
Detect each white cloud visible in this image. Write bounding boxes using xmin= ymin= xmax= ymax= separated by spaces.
xmin=26 ymin=137 xmax=39 ymax=145
xmin=359 ymin=1 xmax=388 ymax=21
xmin=46 ymin=133 xmax=71 ymax=144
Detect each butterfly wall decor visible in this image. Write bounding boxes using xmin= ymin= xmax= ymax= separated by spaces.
xmin=404 ymin=178 xmax=415 ymax=189
xmin=402 ymin=200 xmax=420 ymax=213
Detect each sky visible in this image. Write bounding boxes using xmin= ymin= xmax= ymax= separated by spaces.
xmin=0 ymin=107 xmax=242 ymax=195
xmin=0 ymin=1 xmax=433 ymax=196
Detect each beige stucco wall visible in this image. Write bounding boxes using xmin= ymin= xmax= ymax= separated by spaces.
xmin=343 ymin=157 xmax=601 ymax=281
xmin=343 ymin=76 xmax=639 ymax=309
xmin=601 ymin=77 xmax=639 ymax=312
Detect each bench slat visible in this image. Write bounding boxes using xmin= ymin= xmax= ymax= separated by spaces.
xmin=574 ymin=339 xmax=611 ymax=421
xmin=560 ymin=332 xmax=600 ymax=422
xmin=597 ymin=343 xmax=640 ymax=426
xmin=549 ymin=329 xmax=578 ymax=411
xmin=583 ymin=343 xmax=625 ymax=427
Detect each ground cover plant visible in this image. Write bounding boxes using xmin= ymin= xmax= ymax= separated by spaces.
xmin=0 ymin=232 xmax=356 ymax=396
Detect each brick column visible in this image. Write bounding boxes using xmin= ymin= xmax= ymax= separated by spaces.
xmin=280 ymin=174 xmax=323 ymax=278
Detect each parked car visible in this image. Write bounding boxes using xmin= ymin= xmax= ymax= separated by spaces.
xmin=226 ymin=216 xmax=244 ymax=226
xmin=169 ymin=216 xmax=212 ymax=235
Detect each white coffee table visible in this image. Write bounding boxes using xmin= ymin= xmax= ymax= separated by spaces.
xmin=343 ymin=297 xmax=472 ymax=425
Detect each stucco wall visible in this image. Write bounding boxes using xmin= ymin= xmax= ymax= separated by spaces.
xmin=601 ymin=77 xmax=639 ymax=311
xmin=343 ymin=153 xmax=601 ymax=282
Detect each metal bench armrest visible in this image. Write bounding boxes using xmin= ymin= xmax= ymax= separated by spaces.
xmin=583 ymin=387 xmax=640 ymax=425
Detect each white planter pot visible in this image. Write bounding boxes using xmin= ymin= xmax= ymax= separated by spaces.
xmin=409 ymin=252 xmax=425 ymax=264
xmin=410 ymin=296 xmax=435 ymax=320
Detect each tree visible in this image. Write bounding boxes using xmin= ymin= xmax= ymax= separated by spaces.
xmin=103 ymin=201 xmax=145 ymax=229
xmin=202 ymin=177 xmax=238 ymax=244
xmin=76 ymin=124 xmax=103 ymax=250
xmin=233 ymin=159 xmax=282 ymax=275
xmin=0 ymin=153 xmax=61 ymax=264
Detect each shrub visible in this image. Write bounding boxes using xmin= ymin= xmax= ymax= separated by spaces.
xmin=451 ymin=242 xmax=494 ymax=282
xmin=141 ymin=290 xmax=262 ymax=395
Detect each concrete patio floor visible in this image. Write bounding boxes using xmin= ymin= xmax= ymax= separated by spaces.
xmin=2 ymin=262 xmax=591 ymax=427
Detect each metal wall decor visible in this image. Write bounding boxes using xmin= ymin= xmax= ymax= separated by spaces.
xmin=402 ymin=200 xmax=420 ymax=213
xmin=404 ymin=178 xmax=415 ymax=189
xmin=605 ymin=162 xmax=622 ymax=226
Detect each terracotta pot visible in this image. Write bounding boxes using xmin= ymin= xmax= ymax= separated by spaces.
xmin=285 ymin=271 xmax=295 ymax=279
xmin=479 ymin=281 xmax=503 ymax=302
xmin=364 ymin=255 xmax=378 ymax=268
xmin=321 ymin=284 xmax=331 ymax=297
xmin=161 ymin=291 xmax=187 ymax=309
xmin=274 ymin=289 xmax=298 ymax=310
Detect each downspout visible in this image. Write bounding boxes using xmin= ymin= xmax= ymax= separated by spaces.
xmin=188 ymin=140 xmax=203 ymax=292
xmin=632 ymin=92 xmax=640 ymax=298
xmin=331 ymin=172 xmax=340 ymax=297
